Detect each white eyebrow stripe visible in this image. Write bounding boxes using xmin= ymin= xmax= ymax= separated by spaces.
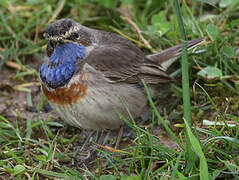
xmin=46 ymin=25 xmax=81 ymax=41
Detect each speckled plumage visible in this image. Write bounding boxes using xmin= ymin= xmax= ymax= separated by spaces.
xmin=40 ymin=18 xmax=204 ymax=130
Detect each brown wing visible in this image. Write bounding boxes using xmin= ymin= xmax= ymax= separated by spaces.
xmin=83 ymin=43 xmax=172 ymax=84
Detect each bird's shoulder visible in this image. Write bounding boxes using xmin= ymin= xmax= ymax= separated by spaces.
xmin=76 ymin=28 xmax=172 ymax=84
xmin=82 ymin=37 xmax=145 ymax=83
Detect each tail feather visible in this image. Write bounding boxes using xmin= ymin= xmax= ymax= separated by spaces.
xmin=146 ymin=37 xmax=205 ymax=71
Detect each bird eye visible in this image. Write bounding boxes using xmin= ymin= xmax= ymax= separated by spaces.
xmin=57 ymin=37 xmax=64 ymax=44
xmin=43 ymin=33 xmax=49 ymax=39
xmin=73 ymin=32 xmax=80 ymax=40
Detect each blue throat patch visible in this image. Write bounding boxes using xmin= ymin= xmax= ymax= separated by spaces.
xmin=40 ymin=42 xmax=86 ymax=89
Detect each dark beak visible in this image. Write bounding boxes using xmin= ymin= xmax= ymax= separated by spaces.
xmin=58 ymin=38 xmax=64 ymax=44
xmin=47 ymin=40 xmax=56 ymax=57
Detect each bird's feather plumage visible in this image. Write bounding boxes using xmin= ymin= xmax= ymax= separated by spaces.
xmin=40 ymin=43 xmax=86 ymax=89
xmin=40 ymin=18 xmax=205 ymax=130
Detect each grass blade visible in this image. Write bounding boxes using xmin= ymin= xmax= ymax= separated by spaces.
xmin=183 ymin=118 xmax=209 ymax=180
xmin=142 ymin=80 xmax=184 ymax=150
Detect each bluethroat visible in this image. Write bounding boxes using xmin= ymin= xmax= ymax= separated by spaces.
xmin=40 ymin=18 xmax=204 ymax=130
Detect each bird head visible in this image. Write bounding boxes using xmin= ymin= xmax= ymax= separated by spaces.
xmin=40 ymin=19 xmax=88 ymax=89
xmin=44 ymin=18 xmax=92 ymax=57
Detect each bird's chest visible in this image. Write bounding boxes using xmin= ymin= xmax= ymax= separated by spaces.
xmin=42 ymin=78 xmax=115 ymax=127
xmin=42 ymin=81 xmax=147 ymax=130
xmin=42 ymin=83 xmax=88 ymax=106
xmin=41 ymin=69 xmax=148 ymax=130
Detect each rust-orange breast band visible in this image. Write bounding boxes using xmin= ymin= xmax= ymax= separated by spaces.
xmin=42 ymin=83 xmax=88 ymax=106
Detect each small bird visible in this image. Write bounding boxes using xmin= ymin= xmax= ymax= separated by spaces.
xmin=40 ymin=18 xmax=204 ymax=130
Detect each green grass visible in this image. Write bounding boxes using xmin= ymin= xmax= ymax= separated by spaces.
xmin=1 ymin=0 xmax=239 ymax=179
